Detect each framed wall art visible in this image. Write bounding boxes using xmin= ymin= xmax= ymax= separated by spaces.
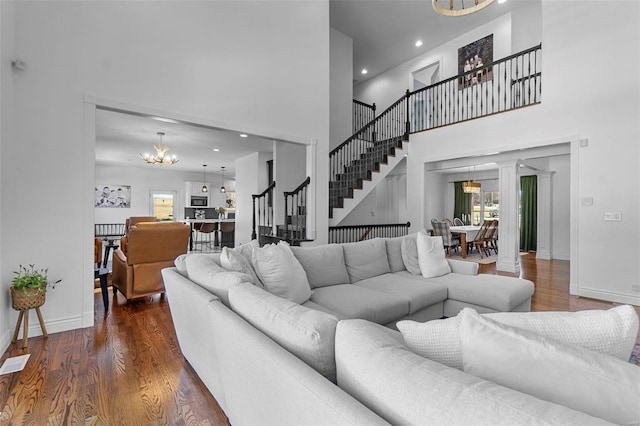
xmin=458 ymin=34 xmax=494 ymax=89
xmin=95 ymin=184 xmax=131 ymax=208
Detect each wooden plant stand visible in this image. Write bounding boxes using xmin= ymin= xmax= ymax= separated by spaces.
xmin=10 ymin=287 xmax=48 ymax=349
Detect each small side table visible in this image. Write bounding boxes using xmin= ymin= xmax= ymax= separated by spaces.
xmin=11 ymin=304 xmax=47 ymax=349
xmin=95 ymin=266 xmax=109 ymax=311
xmin=103 ymin=239 xmax=119 ymax=268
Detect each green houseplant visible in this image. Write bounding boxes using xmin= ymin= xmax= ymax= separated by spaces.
xmin=216 ymin=207 xmax=226 ymax=218
xmin=10 ymin=264 xmax=61 ymax=311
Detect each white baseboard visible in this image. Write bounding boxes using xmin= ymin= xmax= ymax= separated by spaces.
xmin=9 ymin=314 xmax=87 ymax=340
xmin=575 ymin=287 xmax=640 ymax=306
xmin=0 ymin=330 xmax=11 ymax=355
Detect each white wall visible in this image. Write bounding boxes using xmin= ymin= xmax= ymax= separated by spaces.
xmin=94 ymin=164 xmax=235 ymax=224
xmin=404 ymin=1 xmax=640 ymax=304
xmin=354 ymin=13 xmax=514 ymax=111
xmin=274 ymin=141 xmax=307 ymax=226
xmin=0 ymin=1 xmax=14 ymax=351
xmin=0 ymin=0 xmax=330 ymax=346
xmin=330 ymin=28 xmax=353 ymax=150
xmin=235 ymin=151 xmax=272 ymax=246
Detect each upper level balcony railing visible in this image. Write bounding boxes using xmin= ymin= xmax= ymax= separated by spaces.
xmin=410 ymin=43 xmax=542 ymax=132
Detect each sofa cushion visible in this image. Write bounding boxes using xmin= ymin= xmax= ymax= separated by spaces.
xmin=291 ymin=245 xmax=350 ymax=288
xmin=310 ymin=284 xmax=408 ymax=324
xmin=400 ymin=234 xmax=421 ymax=275
xmin=426 ymin=273 xmax=534 ymax=312
xmin=397 ymin=304 xmax=640 ymax=370
xmin=220 ymin=246 xmax=262 ymax=287
xmin=335 ymin=319 xmax=608 ymax=426
xmin=385 ymin=235 xmax=410 ymax=273
xmin=228 ymin=282 xmax=339 ymax=382
xmin=185 ymin=254 xmax=253 ymax=306
xmin=416 ymin=233 xmax=451 ymax=278
xmin=459 ymin=308 xmax=640 ymax=425
xmin=175 ymin=252 xmax=220 ymax=277
xmin=341 ymin=238 xmax=390 ymax=283
xmin=301 ymin=300 xmax=347 ymax=320
xmin=354 ymin=273 xmax=447 ymax=315
xmin=251 ymin=241 xmax=311 ymax=304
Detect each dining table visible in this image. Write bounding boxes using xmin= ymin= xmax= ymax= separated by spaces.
xmin=449 ymin=225 xmax=481 ymax=258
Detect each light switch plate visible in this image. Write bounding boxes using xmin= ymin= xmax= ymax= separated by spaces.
xmin=581 ymin=197 xmax=593 ymax=206
xmin=603 ymin=212 xmax=621 ymax=221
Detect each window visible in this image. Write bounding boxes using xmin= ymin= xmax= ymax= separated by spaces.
xmin=471 ymin=190 xmax=499 ymax=225
xmin=150 ymin=191 xmax=177 ymax=221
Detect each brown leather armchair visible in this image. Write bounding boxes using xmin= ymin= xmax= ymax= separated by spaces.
xmin=112 ymin=222 xmax=190 ymax=302
xmin=94 ymin=238 xmax=103 ymax=267
xmin=121 ymin=216 xmax=159 ymax=255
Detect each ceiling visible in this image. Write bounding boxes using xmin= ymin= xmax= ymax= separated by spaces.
xmin=330 ymin=0 xmax=529 ymax=84
xmin=95 ymin=0 xmax=531 ymax=174
xmin=95 ymin=108 xmax=276 ymax=176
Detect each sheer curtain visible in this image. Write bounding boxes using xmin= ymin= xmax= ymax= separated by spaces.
xmin=520 ymin=175 xmax=537 ymax=251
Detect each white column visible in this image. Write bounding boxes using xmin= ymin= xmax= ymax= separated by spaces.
xmin=536 ymin=171 xmax=554 ymax=260
xmin=496 ymin=162 xmax=520 ymax=273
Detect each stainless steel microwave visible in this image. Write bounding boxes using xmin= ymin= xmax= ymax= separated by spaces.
xmin=190 ymin=196 xmax=208 ymax=207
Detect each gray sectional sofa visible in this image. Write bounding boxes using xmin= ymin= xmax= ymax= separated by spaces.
xmin=162 ymin=236 xmax=625 ymax=425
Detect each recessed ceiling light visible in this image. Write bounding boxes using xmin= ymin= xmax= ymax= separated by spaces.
xmin=361 ymin=68 xmax=368 ymax=75
xmin=239 ymin=134 xmax=248 ymax=138
xmin=151 ymin=116 xmax=179 ymax=124
xmin=498 ymin=0 xmax=507 ymax=3
xmin=415 ymin=40 xmax=423 ymax=47
xmin=213 ymin=148 xmax=220 ymax=152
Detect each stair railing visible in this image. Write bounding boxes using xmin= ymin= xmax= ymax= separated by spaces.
xmin=251 ymin=181 xmax=276 ymax=244
xmin=283 ymin=177 xmax=311 ymax=242
xmin=328 ymin=44 xmax=542 ymax=218
xmin=329 ymin=221 xmax=411 ymax=244
xmin=330 ymin=93 xmax=410 ymax=183
xmin=353 ymin=99 xmax=376 ymax=134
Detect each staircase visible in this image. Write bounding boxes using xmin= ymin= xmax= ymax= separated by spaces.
xmin=329 ymin=93 xmax=410 ymax=224
xmin=329 ymin=44 xmax=543 ymax=226
xmin=329 ymin=136 xmax=408 ymax=225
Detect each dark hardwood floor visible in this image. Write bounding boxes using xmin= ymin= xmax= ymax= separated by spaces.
xmin=1 ymin=254 xmax=638 ymax=424
xmin=0 ymin=288 xmax=229 ymax=425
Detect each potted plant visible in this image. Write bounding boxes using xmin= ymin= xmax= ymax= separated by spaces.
xmin=216 ymin=207 xmax=226 ymax=219
xmin=10 ymin=264 xmax=61 ymax=311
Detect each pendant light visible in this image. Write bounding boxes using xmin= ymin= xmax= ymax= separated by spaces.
xmin=201 ymin=165 xmax=208 ymax=193
xmin=462 ymin=165 xmax=481 ymax=193
xmin=220 ymin=166 xmax=226 ymax=193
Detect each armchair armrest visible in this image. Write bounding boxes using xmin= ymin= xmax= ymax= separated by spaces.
xmin=447 ymin=259 xmax=478 ymax=276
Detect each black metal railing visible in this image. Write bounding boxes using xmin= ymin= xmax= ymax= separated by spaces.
xmin=95 ymin=223 xmax=125 ymax=239
xmin=328 ymin=221 xmax=411 ymax=244
xmin=353 ymin=99 xmax=376 ymax=134
xmin=251 ymin=181 xmax=276 ymax=245
xmin=410 ymin=44 xmax=542 ymax=131
xmin=328 ymin=45 xmax=542 ymax=218
xmin=283 ymin=177 xmax=311 ymax=242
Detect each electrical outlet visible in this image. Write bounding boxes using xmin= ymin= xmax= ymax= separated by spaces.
xmin=603 ymin=212 xmax=621 ymax=221
xmin=632 ymin=285 xmax=640 ymax=293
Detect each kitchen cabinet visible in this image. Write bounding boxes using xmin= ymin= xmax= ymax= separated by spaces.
xmin=185 ymin=181 xmax=211 ymax=207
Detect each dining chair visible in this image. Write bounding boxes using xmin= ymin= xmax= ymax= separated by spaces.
xmin=432 ymin=221 xmax=460 ymax=256
xmin=469 ymin=221 xmax=491 ymax=258
xmin=443 ymin=218 xmax=453 ymax=226
xmin=453 ymin=217 xmax=464 ymax=226
xmin=484 ymin=220 xmax=498 ymax=254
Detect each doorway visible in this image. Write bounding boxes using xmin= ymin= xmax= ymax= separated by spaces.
xmin=150 ymin=190 xmax=177 ymax=221
xmin=411 ymin=61 xmax=441 ymax=130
